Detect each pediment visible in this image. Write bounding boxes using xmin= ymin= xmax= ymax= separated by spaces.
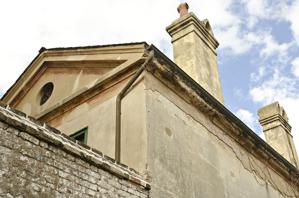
xmin=2 ymin=42 xmax=147 ymax=117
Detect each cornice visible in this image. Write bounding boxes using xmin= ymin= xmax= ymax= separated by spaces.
xmin=148 ymin=45 xmax=299 ymax=190
xmin=2 ymin=42 xmax=147 ymax=104
xmin=166 ymin=12 xmax=219 ymax=50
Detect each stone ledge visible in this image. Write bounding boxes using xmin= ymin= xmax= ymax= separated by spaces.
xmin=0 ymin=103 xmax=150 ymax=190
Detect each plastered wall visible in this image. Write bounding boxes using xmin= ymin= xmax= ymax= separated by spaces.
xmin=16 ymin=67 xmax=111 ymax=117
xmin=10 ymin=65 xmax=299 ymax=197
xmin=144 ymin=74 xmax=299 ymax=198
xmin=45 ymin=75 xmax=148 ymax=174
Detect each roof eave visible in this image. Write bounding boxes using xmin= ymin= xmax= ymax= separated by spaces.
xmin=147 ymin=44 xmax=299 ymax=181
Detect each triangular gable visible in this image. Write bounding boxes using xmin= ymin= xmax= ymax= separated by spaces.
xmin=2 ymin=42 xmax=147 ymax=117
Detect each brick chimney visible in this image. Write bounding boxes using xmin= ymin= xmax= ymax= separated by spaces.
xmin=258 ymin=102 xmax=299 ymax=167
xmin=166 ymin=3 xmax=224 ymax=103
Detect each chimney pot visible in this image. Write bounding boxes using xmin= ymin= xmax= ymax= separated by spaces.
xmin=177 ymin=3 xmax=189 ymax=17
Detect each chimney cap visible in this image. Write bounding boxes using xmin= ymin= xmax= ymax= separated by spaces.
xmin=258 ymin=101 xmax=289 ymax=122
xmin=177 ymin=2 xmax=189 ymax=17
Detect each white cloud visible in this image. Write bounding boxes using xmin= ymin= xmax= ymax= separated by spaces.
xmin=190 ymin=0 xmax=240 ymax=28
xmin=243 ymin=0 xmax=268 ymax=18
xmin=233 ymin=88 xmax=244 ymax=98
xmin=242 ymin=0 xmax=290 ymax=22
xmin=216 ymin=26 xmax=253 ymax=54
xmin=287 ymin=0 xmax=299 ymax=43
xmin=259 ymin=34 xmax=293 ymax=60
xmin=0 ymin=0 xmax=244 ymax=94
xmin=235 ymin=109 xmax=256 ymax=131
xmin=242 ymin=31 xmax=294 ymax=61
xmin=0 ymin=0 xmax=180 ymax=94
xmin=291 ymin=57 xmax=299 ymax=77
xmin=250 ymin=70 xmax=297 ymax=103
xmin=250 ymin=66 xmax=266 ymax=82
xmin=219 ymin=29 xmax=294 ymax=60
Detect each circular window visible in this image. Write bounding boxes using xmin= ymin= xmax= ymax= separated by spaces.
xmin=39 ymin=82 xmax=54 ymax=105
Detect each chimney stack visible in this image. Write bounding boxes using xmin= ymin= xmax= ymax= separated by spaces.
xmin=166 ymin=3 xmax=224 ymax=103
xmin=258 ymin=102 xmax=299 ymax=167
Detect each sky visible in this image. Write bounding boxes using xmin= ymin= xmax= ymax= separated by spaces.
xmin=0 ymin=0 xmax=299 ymax=150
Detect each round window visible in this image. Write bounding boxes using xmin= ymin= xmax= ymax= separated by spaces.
xmin=39 ymin=82 xmax=54 ymax=105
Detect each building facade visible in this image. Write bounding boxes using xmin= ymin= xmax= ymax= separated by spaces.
xmin=1 ymin=3 xmax=299 ymax=197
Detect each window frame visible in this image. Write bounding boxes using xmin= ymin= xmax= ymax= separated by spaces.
xmin=70 ymin=127 xmax=88 ymax=144
xmin=39 ymin=82 xmax=54 ymax=105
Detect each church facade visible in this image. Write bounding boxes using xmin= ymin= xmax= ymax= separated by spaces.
xmin=1 ymin=3 xmax=299 ymax=197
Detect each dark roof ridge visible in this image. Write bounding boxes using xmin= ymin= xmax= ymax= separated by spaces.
xmin=46 ymin=41 xmax=148 ymax=51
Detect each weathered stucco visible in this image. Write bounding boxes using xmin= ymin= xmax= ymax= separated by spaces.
xmin=43 ymin=63 xmax=298 ymax=197
xmin=258 ymin=102 xmax=299 ymax=167
xmin=4 ymin=43 xmax=146 ymax=109
xmin=167 ymin=12 xmax=224 ymax=104
xmin=43 ymin=73 xmax=148 ymax=174
xmin=16 ymin=65 xmax=118 ymax=117
xmin=144 ymin=73 xmax=299 ymax=197
xmin=2 ymin=42 xmax=299 ymax=198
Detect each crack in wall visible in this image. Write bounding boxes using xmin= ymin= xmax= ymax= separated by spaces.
xmin=146 ymin=87 xmax=299 ymax=197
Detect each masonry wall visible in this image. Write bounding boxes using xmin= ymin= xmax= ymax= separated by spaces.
xmin=0 ymin=104 xmax=149 ymax=198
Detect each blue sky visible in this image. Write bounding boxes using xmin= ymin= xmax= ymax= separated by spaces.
xmin=0 ymin=0 xmax=299 ymax=148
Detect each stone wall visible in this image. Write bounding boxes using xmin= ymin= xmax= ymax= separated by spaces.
xmin=0 ymin=103 xmax=150 ymax=198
